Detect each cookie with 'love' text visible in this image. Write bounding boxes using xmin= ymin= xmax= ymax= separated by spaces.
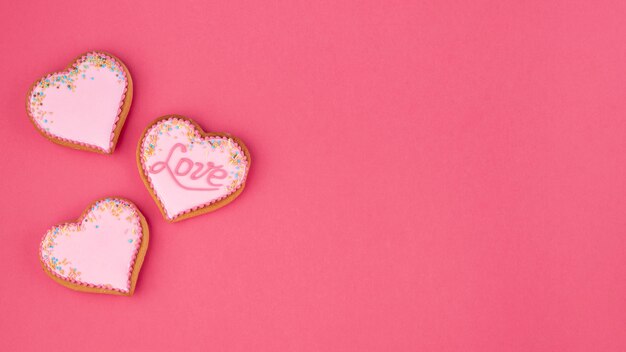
xmin=137 ymin=115 xmax=251 ymax=222
xmin=39 ymin=197 xmax=149 ymax=296
xmin=26 ymin=51 xmax=132 ymax=154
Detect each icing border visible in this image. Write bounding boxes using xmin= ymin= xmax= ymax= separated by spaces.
xmin=137 ymin=115 xmax=251 ymax=222
xmin=38 ymin=197 xmax=149 ymax=296
xmin=26 ymin=51 xmax=133 ymax=154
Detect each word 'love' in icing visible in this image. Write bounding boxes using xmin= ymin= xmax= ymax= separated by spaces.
xmin=148 ymin=143 xmax=227 ymax=191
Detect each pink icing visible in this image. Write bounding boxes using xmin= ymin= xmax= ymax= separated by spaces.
xmin=27 ymin=52 xmax=128 ymax=153
xmin=149 ymin=143 xmax=226 ymax=191
xmin=139 ymin=117 xmax=249 ymax=220
xmin=39 ymin=198 xmax=144 ymax=293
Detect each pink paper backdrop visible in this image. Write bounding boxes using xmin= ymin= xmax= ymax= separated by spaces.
xmin=1 ymin=1 xmax=626 ymax=351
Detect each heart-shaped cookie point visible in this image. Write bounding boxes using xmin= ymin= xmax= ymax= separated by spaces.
xmin=137 ymin=115 xmax=251 ymax=222
xmin=39 ymin=198 xmax=149 ymax=296
xmin=26 ymin=51 xmax=133 ymax=154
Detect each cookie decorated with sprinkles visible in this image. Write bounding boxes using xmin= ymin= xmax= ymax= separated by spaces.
xmin=26 ymin=51 xmax=133 ymax=154
xmin=137 ymin=115 xmax=251 ymax=222
xmin=39 ymin=197 xmax=149 ymax=296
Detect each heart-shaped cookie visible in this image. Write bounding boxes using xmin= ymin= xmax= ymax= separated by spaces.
xmin=26 ymin=51 xmax=132 ymax=154
xmin=137 ymin=115 xmax=251 ymax=222
xmin=39 ymin=198 xmax=149 ymax=296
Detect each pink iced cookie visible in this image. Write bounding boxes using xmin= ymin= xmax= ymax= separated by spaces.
xmin=27 ymin=51 xmax=133 ymax=154
xmin=137 ymin=116 xmax=251 ymax=222
xmin=39 ymin=198 xmax=149 ymax=296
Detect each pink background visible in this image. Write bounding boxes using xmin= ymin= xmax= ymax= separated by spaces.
xmin=1 ymin=0 xmax=625 ymax=351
